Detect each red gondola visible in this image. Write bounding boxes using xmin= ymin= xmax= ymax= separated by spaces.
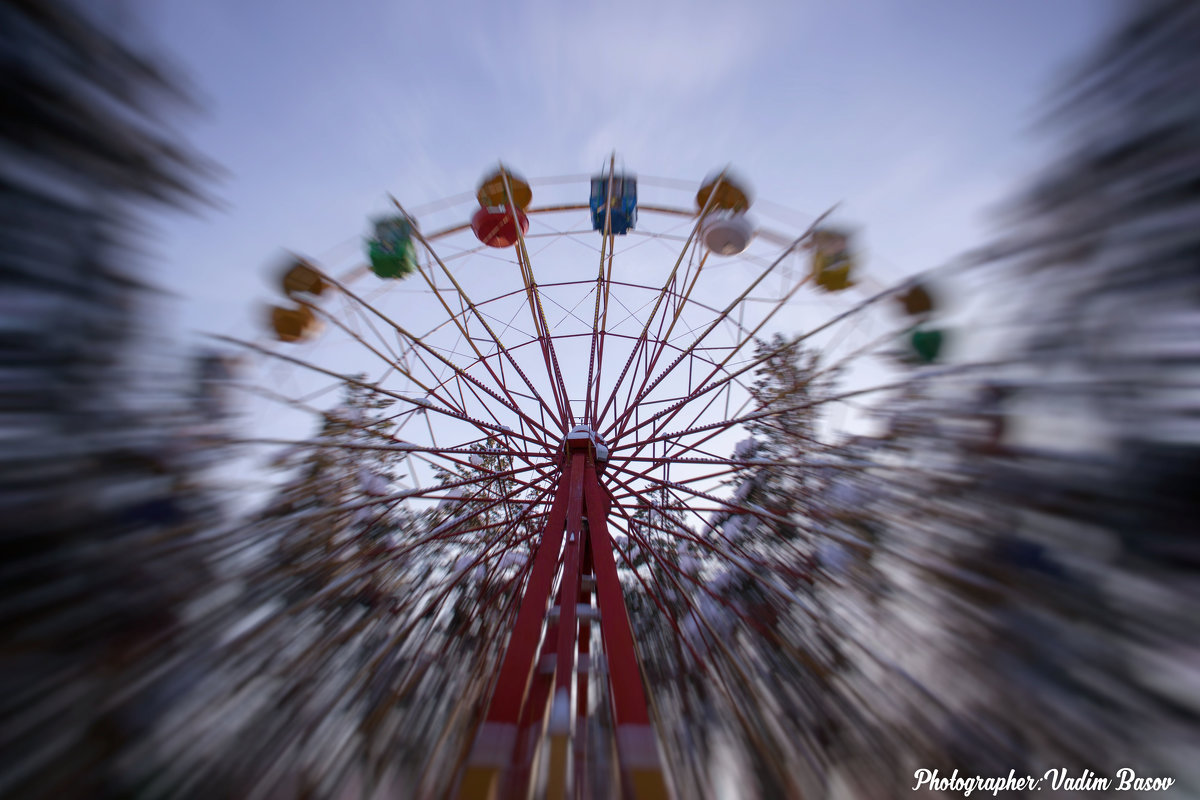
xmin=471 ymin=206 xmax=530 ymax=248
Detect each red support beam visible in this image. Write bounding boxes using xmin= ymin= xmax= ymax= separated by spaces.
xmin=458 ymin=472 xmax=571 ymax=800
xmin=547 ymin=449 xmax=588 ymax=800
xmin=575 ymin=531 xmax=594 ymax=800
xmin=502 ymin=580 xmax=565 ymax=799
xmin=582 ymin=461 xmax=671 ymax=800
xmin=459 ymin=434 xmax=672 ymax=800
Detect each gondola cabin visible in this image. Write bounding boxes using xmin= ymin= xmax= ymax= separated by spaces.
xmin=367 ymin=217 xmax=418 ymax=279
xmin=281 ymin=257 xmax=326 ymax=297
xmin=896 ymin=283 xmax=935 ymax=317
xmin=696 ymin=172 xmax=752 ymax=213
xmin=810 ymin=228 xmax=857 ymax=292
xmin=908 ymin=327 xmax=944 ymax=364
xmin=270 ymin=304 xmax=321 ymax=343
xmin=472 ymin=206 xmax=529 ymax=248
xmin=476 ymin=168 xmax=532 ymax=210
xmin=590 ymin=174 xmax=637 ymax=235
xmin=702 ymin=211 xmax=754 ymax=256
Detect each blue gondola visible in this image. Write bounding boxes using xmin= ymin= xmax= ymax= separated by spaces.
xmin=590 ymin=174 xmax=637 ymax=235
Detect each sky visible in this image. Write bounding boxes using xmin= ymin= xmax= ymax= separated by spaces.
xmin=134 ymin=0 xmax=1117 ymax=344
xmin=115 ymin=0 xmax=1125 ymax=503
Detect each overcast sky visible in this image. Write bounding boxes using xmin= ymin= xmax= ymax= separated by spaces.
xmin=136 ymin=0 xmax=1116 ymax=345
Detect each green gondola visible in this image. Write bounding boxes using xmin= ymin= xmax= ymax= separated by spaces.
xmin=367 ymin=216 xmax=417 ymax=279
xmin=907 ymin=326 xmax=944 ymax=364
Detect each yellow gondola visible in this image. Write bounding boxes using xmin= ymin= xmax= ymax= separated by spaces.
xmin=280 ymin=256 xmax=326 ymax=297
xmin=695 ymin=171 xmax=752 ymax=213
xmin=270 ymin=304 xmax=320 ymax=343
xmin=810 ymin=228 xmax=856 ymax=292
xmin=476 ymin=167 xmax=532 ymax=210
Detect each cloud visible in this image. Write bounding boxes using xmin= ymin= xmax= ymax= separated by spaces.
xmin=445 ymin=0 xmax=798 ymax=169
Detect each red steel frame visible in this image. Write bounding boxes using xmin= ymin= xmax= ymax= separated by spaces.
xmin=457 ymin=432 xmax=670 ymax=800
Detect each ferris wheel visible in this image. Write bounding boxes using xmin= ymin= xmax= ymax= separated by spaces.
xmin=228 ymin=161 xmax=948 ymax=800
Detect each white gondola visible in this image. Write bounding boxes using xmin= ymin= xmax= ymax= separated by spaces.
xmin=702 ymin=211 xmax=755 ymax=256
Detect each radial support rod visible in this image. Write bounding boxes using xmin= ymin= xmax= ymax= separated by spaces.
xmin=606 ymin=207 xmax=833 ymax=446
xmin=584 ymin=154 xmax=617 ymax=427
xmin=593 ymin=179 xmax=726 ymax=433
xmin=501 ymin=166 xmax=575 ymax=427
xmin=395 ymin=195 xmax=571 ymax=434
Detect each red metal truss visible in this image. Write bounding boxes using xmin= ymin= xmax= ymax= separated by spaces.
xmin=457 ymin=434 xmax=670 ymax=800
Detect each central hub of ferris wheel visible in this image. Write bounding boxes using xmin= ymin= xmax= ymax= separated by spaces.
xmin=565 ymin=424 xmax=609 ymax=471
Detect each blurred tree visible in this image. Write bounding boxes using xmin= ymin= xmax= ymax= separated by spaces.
xmin=870 ymin=0 xmax=1200 ymax=787
xmin=614 ymin=336 xmax=847 ymax=799
xmin=259 ymin=378 xmax=408 ymax=606
xmin=998 ymin=0 xmax=1200 ymax=562
xmin=706 ymin=334 xmax=828 ymax=557
xmin=1 ymin=1 xmax=218 ymax=797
